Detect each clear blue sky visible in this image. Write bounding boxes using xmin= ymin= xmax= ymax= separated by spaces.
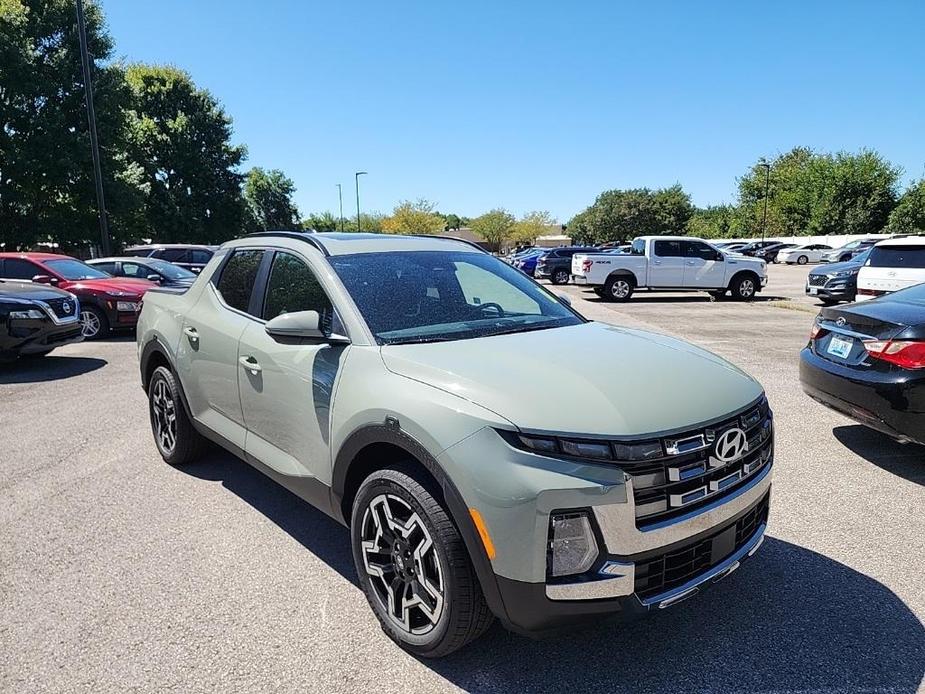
xmin=103 ymin=0 xmax=924 ymax=222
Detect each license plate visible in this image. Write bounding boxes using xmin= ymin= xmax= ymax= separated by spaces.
xmin=827 ymin=334 xmax=853 ymax=359
xmin=808 ymin=287 xmax=818 ymax=295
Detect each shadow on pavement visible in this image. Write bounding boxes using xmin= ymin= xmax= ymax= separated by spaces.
xmin=0 ymin=355 xmax=106 ymax=384
xmin=178 ymin=449 xmax=924 ymax=692
xmin=833 ymin=425 xmax=925 ymax=486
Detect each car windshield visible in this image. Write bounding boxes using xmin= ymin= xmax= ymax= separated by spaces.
xmin=45 ymin=258 xmax=111 ymax=280
xmin=146 ymin=258 xmax=196 ymax=279
xmin=329 ymin=250 xmax=583 ymax=345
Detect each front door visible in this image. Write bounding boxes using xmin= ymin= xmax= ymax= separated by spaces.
xmin=683 ymin=240 xmax=726 ymax=288
xmin=177 ymin=248 xmax=266 ymax=451
xmin=238 ymin=250 xmax=349 ymax=482
xmin=649 ymin=240 xmax=686 ymax=287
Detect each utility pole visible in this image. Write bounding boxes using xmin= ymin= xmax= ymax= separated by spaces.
xmin=336 ymin=184 xmax=344 ymax=232
xmin=355 ymin=171 xmax=367 ymax=232
xmin=758 ymin=161 xmax=771 ymax=244
xmin=76 ymin=0 xmax=111 ymax=256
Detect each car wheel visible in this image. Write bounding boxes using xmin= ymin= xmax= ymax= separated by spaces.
xmin=603 ymin=276 xmax=634 ymax=302
xmin=551 ymin=269 xmax=570 ymax=285
xmin=79 ymin=306 xmax=109 ymax=340
xmin=351 ymin=466 xmax=493 ymax=658
xmin=797 ymin=255 xmax=809 ymax=265
xmin=148 ymin=365 xmax=206 ymax=466
xmin=730 ymin=273 xmax=758 ymax=301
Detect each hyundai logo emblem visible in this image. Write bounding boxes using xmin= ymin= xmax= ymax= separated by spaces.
xmin=709 ymin=427 xmax=748 ymax=467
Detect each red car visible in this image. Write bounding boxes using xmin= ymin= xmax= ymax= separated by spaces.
xmin=0 ymin=253 xmax=156 ymax=339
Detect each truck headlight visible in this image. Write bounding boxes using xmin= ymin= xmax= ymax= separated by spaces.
xmin=548 ymin=512 xmax=599 ymax=577
xmin=9 ymin=309 xmax=44 ymax=319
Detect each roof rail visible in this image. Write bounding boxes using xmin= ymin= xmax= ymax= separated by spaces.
xmin=406 ymin=234 xmax=489 ymax=253
xmin=245 ymin=231 xmax=329 ymax=257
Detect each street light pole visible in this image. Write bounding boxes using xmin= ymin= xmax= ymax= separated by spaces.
xmin=354 ymin=171 xmax=367 ymax=232
xmin=758 ymin=162 xmax=771 ymax=244
xmin=75 ymin=0 xmax=111 ymax=256
xmin=336 ymin=184 xmax=343 ymax=231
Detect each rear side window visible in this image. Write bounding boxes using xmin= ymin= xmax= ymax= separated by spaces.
xmin=1 ymin=258 xmax=42 ymax=280
xmin=93 ymin=262 xmax=118 ymax=275
xmin=190 ymin=249 xmax=212 ymax=264
xmin=158 ymin=248 xmax=190 ymax=263
xmin=631 ymin=239 xmax=646 ymax=255
xmin=654 ymin=240 xmax=682 ymax=257
xmin=263 ymin=252 xmax=332 ymax=322
xmin=216 ymin=250 xmax=264 ymax=314
xmin=868 ymin=246 xmax=925 ymax=269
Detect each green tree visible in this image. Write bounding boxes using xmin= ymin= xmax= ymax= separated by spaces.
xmin=0 ymin=0 xmax=141 ymax=250
xmin=470 ymin=208 xmax=515 ymax=250
xmin=444 ymin=213 xmax=462 ymax=230
xmin=567 ymin=185 xmax=693 ymax=245
xmin=303 ymin=211 xmax=339 ymax=232
xmin=243 ymin=167 xmax=300 ymax=231
xmin=887 ymin=180 xmax=925 ymax=233
xmin=686 ymin=205 xmax=745 ymax=239
xmin=123 ymin=63 xmax=247 ymax=244
xmin=511 ymin=210 xmax=557 ymax=245
xmin=381 ymin=199 xmax=445 ymax=235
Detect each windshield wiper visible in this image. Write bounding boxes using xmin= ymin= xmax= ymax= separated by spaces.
xmin=482 ymin=322 xmax=561 ymax=338
xmin=384 ymin=335 xmax=461 ymax=345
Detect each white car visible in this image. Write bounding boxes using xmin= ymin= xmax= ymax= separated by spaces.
xmin=855 ymin=236 xmax=925 ymax=301
xmin=777 ymin=244 xmax=833 ymax=265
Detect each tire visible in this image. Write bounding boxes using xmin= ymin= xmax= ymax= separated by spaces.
xmin=730 ymin=273 xmax=759 ymax=301
xmin=351 ymin=466 xmax=493 ymax=658
xmin=79 ymin=306 xmax=109 ymax=340
xmin=148 ymin=365 xmax=206 ymax=466
xmin=551 ymin=269 xmax=570 ymax=285
xmin=592 ymin=287 xmax=604 ymax=298
xmin=603 ymin=275 xmax=634 ymax=302
xmin=797 ymin=255 xmax=809 ymax=265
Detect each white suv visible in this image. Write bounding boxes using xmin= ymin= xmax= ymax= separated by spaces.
xmin=856 ymin=237 xmax=925 ymax=300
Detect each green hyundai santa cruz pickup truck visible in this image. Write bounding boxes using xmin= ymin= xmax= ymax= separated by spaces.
xmin=137 ymin=232 xmax=773 ymax=657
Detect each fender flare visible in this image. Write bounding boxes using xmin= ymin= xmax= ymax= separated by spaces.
xmin=605 ymin=268 xmax=639 ymax=287
xmin=331 ymin=423 xmax=510 ymax=624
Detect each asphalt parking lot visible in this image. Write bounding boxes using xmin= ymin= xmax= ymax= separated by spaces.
xmin=2 ymin=263 xmax=923 ymax=693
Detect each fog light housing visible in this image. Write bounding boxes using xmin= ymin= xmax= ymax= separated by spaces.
xmin=548 ymin=512 xmax=598 ymax=577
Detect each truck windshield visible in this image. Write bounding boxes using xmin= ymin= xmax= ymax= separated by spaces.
xmin=329 ymin=251 xmax=583 ymax=345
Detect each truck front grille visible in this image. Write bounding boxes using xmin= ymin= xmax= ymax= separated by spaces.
xmin=633 ymin=491 xmax=770 ymax=599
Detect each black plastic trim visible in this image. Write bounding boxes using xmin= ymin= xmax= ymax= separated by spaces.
xmin=246 ymin=231 xmax=330 ymax=256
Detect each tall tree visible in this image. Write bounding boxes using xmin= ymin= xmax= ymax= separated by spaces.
xmin=567 ymin=185 xmax=693 ymax=244
xmin=303 ymin=211 xmax=339 ymax=232
xmin=510 ymin=210 xmax=557 ymax=245
xmin=0 ymin=0 xmax=140 ymax=250
xmin=243 ymin=167 xmax=300 ymax=231
xmin=686 ymin=205 xmax=744 ymax=239
xmin=887 ymin=180 xmax=925 ymax=233
xmin=443 ymin=213 xmax=462 ymax=231
xmin=123 ymin=63 xmax=247 ymax=244
xmin=381 ymin=199 xmax=445 ymax=235
xmin=470 ymin=208 xmax=515 ymax=250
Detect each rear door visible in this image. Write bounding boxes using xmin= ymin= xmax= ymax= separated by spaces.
xmin=649 ymin=240 xmax=685 ymax=286
xmin=177 ymin=248 xmax=267 ymax=450
xmin=682 ymin=240 xmax=726 ymax=288
xmin=858 ymin=244 xmax=925 ymax=298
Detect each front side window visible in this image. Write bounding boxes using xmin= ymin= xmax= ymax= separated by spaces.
xmin=1 ymin=258 xmax=42 ymax=280
xmin=190 ymin=249 xmax=212 ymax=264
xmin=263 ymin=252 xmax=333 ymax=323
xmin=682 ymin=241 xmax=718 ymax=260
xmin=330 ymin=251 xmax=582 ymax=345
xmin=216 ymin=250 xmax=264 ymax=314
xmin=120 ymin=262 xmax=147 ymax=278
xmin=631 ymin=239 xmax=646 ymax=255
xmin=44 ymin=259 xmax=110 ymax=280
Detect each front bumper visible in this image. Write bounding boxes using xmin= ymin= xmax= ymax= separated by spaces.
xmin=805 ymin=278 xmax=855 ymax=302
xmin=1 ymin=320 xmax=83 ymax=358
xmin=800 ymin=346 xmax=925 ymax=444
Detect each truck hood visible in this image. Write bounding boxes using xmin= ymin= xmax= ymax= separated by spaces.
xmin=381 ymin=322 xmax=763 ymax=437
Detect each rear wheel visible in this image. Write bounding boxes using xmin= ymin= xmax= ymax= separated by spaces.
xmin=797 ymin=255 xmax=809 ymax=265
xmin=79 ymin=306 xmax=109 ymax=340
xmin=148 ymin=366 xmax=206 ymax=466
xmin=730 ymin=273 xmax=758 ymax=301
xmin=551 ymin=269 xmax=570 ymax=285
xmin=351 ymin=466 xmax=493 ymax=657
xmin=603 ymin=275 xmax=634 ymax=302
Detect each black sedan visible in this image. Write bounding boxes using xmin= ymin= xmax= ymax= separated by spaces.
xmin=0 ymin=280 xmax=83 ymax=361
xmin=804 ymin=248 xmax=871 ymax=304
xmin=87 ymin=257 xmax=197 ymax=288
xmin=800 ymin=283 xmax=925 ymax=445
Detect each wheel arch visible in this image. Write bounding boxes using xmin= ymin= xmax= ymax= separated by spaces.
xmin=605 ymin=269 xmax=638 ymax=286
xmin=728 ymin=268 xmax=760 ymax=289
xmin=332 ymin=423 xmax=510 ymax=623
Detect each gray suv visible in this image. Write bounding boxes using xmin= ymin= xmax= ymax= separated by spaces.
xmin=136 ymin=232 xmax=773 ymax=656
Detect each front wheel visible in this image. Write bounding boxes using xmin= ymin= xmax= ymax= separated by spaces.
xmin=730 ymin=274 xmax=758 ymax=301
xmin=797 ymin=255 xmax=809 ymax=265
xmin=80 ymin=306 xmax=109 ymax=340
xmin=351 ymin=466 xmax=493 ymax=657
xmin=603 ymin=276 xmax=634 ymax=302
xmin=551 ymin=269 xmax=570 ymax=285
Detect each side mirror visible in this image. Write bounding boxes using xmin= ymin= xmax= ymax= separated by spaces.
xmin=266 ymin=310 xmax=324 ymax=339
xmin=31 ymin=274 xmax=55 ymax=285
xmin=147 ymin=274 xmax=162 ymax=283
xmin=556 ymin=293 xmax=572 ymax=307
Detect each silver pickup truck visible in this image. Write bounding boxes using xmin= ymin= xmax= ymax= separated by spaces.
xmin=572 ymin=236 xmax=768 ymax=302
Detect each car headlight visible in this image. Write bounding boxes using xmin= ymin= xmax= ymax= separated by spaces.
xmin=9 ymin=308 xmax=45 ymax=320
xmin=548 ymin=512 xmax=599 ymax=577
xmin=108 ymin=290 xmax=131 ymax=298
xmin=116 ymin=301 xmax=139 ymax=312
xmin=831 ymin=270 xmax=856 ymax=278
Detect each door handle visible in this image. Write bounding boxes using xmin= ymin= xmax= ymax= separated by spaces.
xmin=183 ymin=327 xmax=199 ymax=342
xmin=653 ymin=260 xmax=662 ymax=265
xmin=686 ymin=261 xmax=696 ymax=265
xmin=239 ymin=355 xmax=262 ymax=374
